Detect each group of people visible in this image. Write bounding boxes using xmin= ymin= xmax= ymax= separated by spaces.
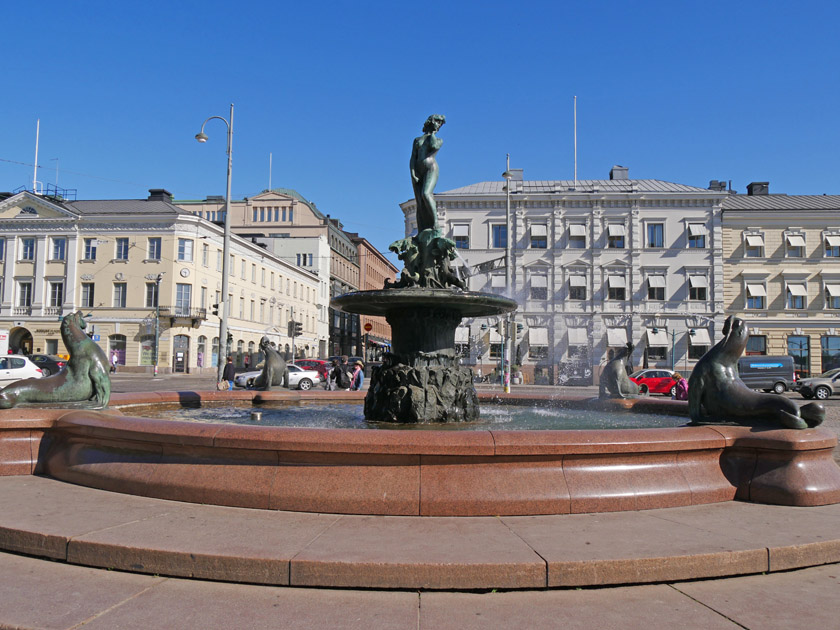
xmin=327 ymin=356 xmax=364 ymax=391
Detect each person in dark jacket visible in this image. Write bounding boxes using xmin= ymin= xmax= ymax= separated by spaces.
xmin=331 ymin=356 xmax=352 ymax=391
xmin=222 ymin=356 xmax=236 ymax=391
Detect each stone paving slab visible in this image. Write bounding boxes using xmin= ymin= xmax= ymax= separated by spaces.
xmin=2 ymin=550 xmax=838 ymax=629
xmin=2 ymin=476 xmax=840 ymax=591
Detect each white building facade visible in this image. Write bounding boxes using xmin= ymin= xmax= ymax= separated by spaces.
xmin=401 ymin=167 xmax=727 ymax=384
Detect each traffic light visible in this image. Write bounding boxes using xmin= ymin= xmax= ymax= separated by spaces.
xmin=496 ymin=321 xmax=504 ymax=335
xmin=294 ymin=321 xmax=303 ymax=336
xmin=211 ymin=302 xmax=221 ymax=317
xmin=516 ymin=323 xmax=524 ymax=334
xmin=288 ymin=320 xmax=295 ymax=337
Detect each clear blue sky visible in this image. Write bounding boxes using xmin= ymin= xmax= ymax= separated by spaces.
xmin=3 ymin=1 xmax=839 ymax=258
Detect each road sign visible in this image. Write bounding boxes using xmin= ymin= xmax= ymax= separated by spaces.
xmin=93 ymin=335 xmax=100 ymax=341
xmin=364 ymin=322 xmax=372 ymax=332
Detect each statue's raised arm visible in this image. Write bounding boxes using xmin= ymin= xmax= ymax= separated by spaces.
xmin=410 ymin=114 xmax=446 ymax=234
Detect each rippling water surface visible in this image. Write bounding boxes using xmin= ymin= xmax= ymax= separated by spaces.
xmin=146 ymin=403 xmax=687 ymax=431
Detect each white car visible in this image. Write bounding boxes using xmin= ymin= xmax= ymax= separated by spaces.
xmin=234 ymin=364 xmax=321 ymax=390
xmin=0 ymin=355 xmax=44 ymax=387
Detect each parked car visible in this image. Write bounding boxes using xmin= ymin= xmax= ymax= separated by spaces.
xmin=794 ymin=367 xmax=840 ymax=400
xmin=234 ymin=364 xmax=321 ymax=390
xmin=629 ymin=369 xmax=676 ymax=396
xmin=737 ymin=356 xmax=796 ymax=394
xmin=293 ymin=359 xmax=330 ymax=381
xmin=0 ymin=356 xmax=43 ymax=387
xmin=29 ymin=354 xmax=67 ymax=377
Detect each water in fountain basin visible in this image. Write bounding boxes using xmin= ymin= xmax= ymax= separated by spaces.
xmin=144 ymin=403 xmax=687 ymax=431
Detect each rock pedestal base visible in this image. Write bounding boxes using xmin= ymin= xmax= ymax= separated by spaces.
xmin=364 ymin=362 xmax=478 ymax=423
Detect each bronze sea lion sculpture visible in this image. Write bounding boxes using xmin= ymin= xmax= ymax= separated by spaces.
xmin=599 ymin=342 xmax=641 ymax=399
xmin=252 ymin=336 xmax=288 ymax=390
xmin=0 ymin=311 xmax=110 ymax=409
xmin=688 ymin=316 xmax=823 ymax=429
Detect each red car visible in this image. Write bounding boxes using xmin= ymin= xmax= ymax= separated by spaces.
xmin=629 ymin=369 xmax=676 ymax=396
xmin=292 ymin=359 xmax=330 ymax=381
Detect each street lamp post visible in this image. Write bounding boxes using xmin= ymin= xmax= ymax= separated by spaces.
xmin=153 ymin=272 xmax=164 ymax=377
xmin=502 ymin=155 xmax=513 ymax=393
xmin=196 ymin=104 xmax=234 ymax=384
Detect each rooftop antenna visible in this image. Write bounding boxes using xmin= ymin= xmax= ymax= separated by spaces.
xmin=32 ymin=119 xmax=41 ymax=194
xmin=268 ymin=152 xmax=272 ymax=190
xmin=573 ymin=96 xmax=578 ymax=189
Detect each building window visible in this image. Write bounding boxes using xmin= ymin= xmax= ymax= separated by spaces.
xmin=49 ymin=282 xmax=63 ymax=307
xmin=745 ymin=234 xmax=764 ymax=258
xmin=569 ymin=275 xmax=586 ymax=300
xmin=17 ymin=237 xmax=35 ymax=261
xmin=821 ymin=335 xmax=840 ymax=372
xmin=688 ymin=328 xmax=711 ymax=359
xmin=18 ymin=281 xmax=33 ymax=307
xmin=148 ymin=237 xmax=161 ymax=260
xmin=113 ymin=283 xmax=127 ymax=308
xmin=787 ymin=283 xmax=807 ymax=309
xmin=81 ymin=283 xmax=95 ymax=308
xmin=115 ymin=237 xmax=129 ymax=261
xmin=0 ymin=239 xmax=5 ymax=260
xmin=746 ymin=283 xmax=766 ymax=309
xmin=529 ymin=327 xmax=549 ymax=359
xmin=646 ymin=223 xmax=664 ymax=248
xmin=490 ymin=343 xmax=502 ymax=360
xmin=492 ymin=224 xmax=507 ymax=248
xmin=241 ymin=259 xmax=246 ymax=279
xmin=607 ymin=224 xmax=625 ymax=248
xmin=530 ymin=274 xmax=548 ymax=300
xmin=202 ymin=243 xmax=209 ymax=267
xmin=530 ymin=224 xmax=547 ymax=249
xmin=251 ymin=264 xmax=256 ymax=283
xmin=51 ymin=237 xmax=66 ymax=261
xmin=687 ymin=223 xmax=706 ymax=248
xmin=146 ymin=282 xmax=159 ymax=308
xmin=647 ymin=346 xmax=667 ymax=361
xmin=176 ymin=284 xmax=192 ymax=315
xmin=647 ymin=275 xmax=666 ymax=301
xmin=689 ymin=276 xmax=708 ymax=301
xmin=289 ymin=207 xmax=294 ymax=222
xmin=83 ymin=238 xmax=97 ymax=261
xmin=452 ymin=225 xmax=470 ymax=249
xmin=177 ymin=238 xmax=193 ymax=262
xmin=607 ymin=276 xmax=626 ymax=301
xmin=825 ymin=234 xmax=840 ymax=257
xmin=785 ymin=233 xmax=805 ymax=258
xmin=788 ymin=335 xmax=810 ymax=378
xmin=253 ymin=208 xmax=258 ymax=222
xmin=688 ymin=343 xmax=708 ymax=360
xmin=826 ymin=284 xmax=840 ymax=309
xmin=746 ymin=335 xmax=767 ymax=356
xmin=568 ymin=224 xmax=586 ymax=248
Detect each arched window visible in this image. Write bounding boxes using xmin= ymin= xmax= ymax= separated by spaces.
xmin=109 ymin=334 xmax=126 ymax=365
xmin=211 ymin=337 xmax=220 ymax=368
xmin=197 ymin=336 xmax=207 ymax=368
xmin=236 ymin=339 xmax=244 ymax=367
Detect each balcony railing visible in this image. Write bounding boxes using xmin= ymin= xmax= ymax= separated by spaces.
xmin=13 ymin=306 xmax=31 ymax=316
xmin=158 ymin=306 xmax=207 ymax=327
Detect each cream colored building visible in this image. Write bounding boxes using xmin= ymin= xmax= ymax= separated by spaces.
xmin=722 ymin=186 xmax=840 ymax=376
xmin=0 ymin=189 xmax=322 ymax=373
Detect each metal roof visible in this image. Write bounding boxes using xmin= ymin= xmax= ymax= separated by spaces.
xmin=66 ymin=199 xmax=182 ymax=216
xmin=722 ymin=195 xmax=840 ymax=211
xmin=438 ymin=179 xmax=715 ymax=196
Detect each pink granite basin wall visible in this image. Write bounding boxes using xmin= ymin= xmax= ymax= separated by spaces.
xmin=2 ymin=390 xmax=840 ymax=516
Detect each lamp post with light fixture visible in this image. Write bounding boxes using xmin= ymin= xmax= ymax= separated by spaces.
xmin=195 ymin=104 xmax=234 ymax=383
xmin=502 ymin=155 xmax=513 ymax=393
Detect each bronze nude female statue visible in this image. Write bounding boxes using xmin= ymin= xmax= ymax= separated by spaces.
xmin=410 ymin=114 xmax=446 ymax=233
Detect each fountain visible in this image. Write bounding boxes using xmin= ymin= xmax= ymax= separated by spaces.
xmin=0 ymin=118 xmax=839 ymax=522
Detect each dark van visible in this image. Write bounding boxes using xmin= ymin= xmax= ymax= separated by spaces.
xmin=737 ymin=356 xmax=796 ymax=394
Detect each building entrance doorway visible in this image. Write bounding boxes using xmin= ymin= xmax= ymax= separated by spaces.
xmin=173 ymin=335 xmax=190 ymax=373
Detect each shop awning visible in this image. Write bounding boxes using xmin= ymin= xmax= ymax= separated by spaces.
xmin=529 ymin=327 xmax=549 ymax=346
xmin=746 ymin=283 xmax=766 ymax=297
xmin=689 ymin=328 xmax=711 ymax=345
xmin=607 ymin=224 xmax=626 ymax=236
xmin=746 ymin=234 xmax=764 ymax=247
xmin=489 ymin=330 xmax=502 ymax=343
xmin=826 ymin=235 xmax=840 ymax=247
xmin=531 ymin=274 xmax=547 ymax=288
xmin=786 ymin=234 xmax=805 ymax=247
xmin=689 ymin=275 xmax=708 ymax=288
xmin=452 ymin=224 xmax=469 ymax=237
xmin=787 ymin=283 xmax=807 ymax=296
xmin=608 ymin=275 xmax=626 ymax=288
xmin=826 ymin=284 xmax=840 ymax=297
xmin=569 ymin=224 xmax=586 ymax=236
xmin=530 ymin=224 xmax=547 ymax=237
xmin=646 ymin=328 xmax=670 ymax=347
xmin=567 ymin=327 xmax=588 ymax=345
xmin=491 ymin=275 xmax=506 ymax=288
xmin=606 ymin=328 xmax=628 ymax=347
xmin=688 ymin=223 xmax=707 ymax=236
xmin=569 ymin=274 xmax=586 ymax=287
xmin=455 ymin=327 xmax=469 ymax=343
xmin=647 ymin=275 xmax=666 ymax=288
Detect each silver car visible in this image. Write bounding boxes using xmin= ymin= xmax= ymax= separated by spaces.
xmin=795 ymin=367 xmax=840 ymax=400
xmin=234 ymin=364 xmax=321 ymax=390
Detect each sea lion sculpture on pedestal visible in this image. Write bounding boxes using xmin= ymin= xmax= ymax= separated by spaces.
xmin=0 ymin=311 xmax=110 ymax=409
xmin=599 ymin=342 xmax=641 ymax=399
xmin=688 ymin=316 xmax=824 ymax=429
xmin=251 ymin=336 xmax=288 ymax=390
